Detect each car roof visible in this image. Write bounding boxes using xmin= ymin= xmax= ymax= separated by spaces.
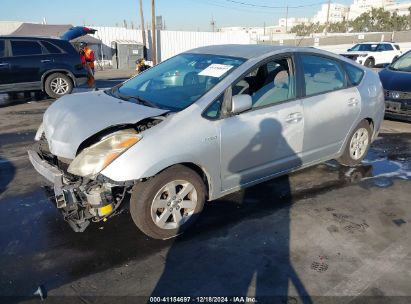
xmin=357 ymin=42 xmax=394 ymax=44
xmin=0 ymin=35 xmax=62 ymax=41
xmin=185 ymin=44 xmax=328 ymax=59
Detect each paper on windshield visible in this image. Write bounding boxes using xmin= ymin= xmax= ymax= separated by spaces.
xmin=199 ymin=64 xmax=233 ymax=78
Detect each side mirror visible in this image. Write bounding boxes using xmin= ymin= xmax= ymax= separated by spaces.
xmin=231 ymin=94 xmax=252 ymax=114
xmin=383 ymin=63 xmax=390 ymax=68
xmin=347 ymin=48 xmax=351 ymax=51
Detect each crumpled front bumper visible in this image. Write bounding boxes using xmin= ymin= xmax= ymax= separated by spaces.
xmin=28 ymin=149 xmax=68 ymax=208
xmin=28 ymin=148 xmax=120 ymax=232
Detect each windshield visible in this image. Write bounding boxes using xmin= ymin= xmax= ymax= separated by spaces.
xmin=390 ymin=51 xmax=411 ymax=72
xmin=111 ymin=53 xmax=245 ymax=111
xmin=349 ymin=44 xmax=377 ymax=52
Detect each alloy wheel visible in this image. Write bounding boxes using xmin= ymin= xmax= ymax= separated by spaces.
xmin=151 ymin=180 xmax=198 ymax=229
xmin=50 ymin=77 xmax=69 ymax=95
xmin=349 ymin=127 xmax=369 ymax=160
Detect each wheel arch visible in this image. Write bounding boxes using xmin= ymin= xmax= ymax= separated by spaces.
xmin=364 ymin=117 xmax=374 ymax=131
xmin=41 ymin=69 xmax=75 ymax=91
xmin=338 ymin=117 xmax=373 ymax=159
xmin=156 ymin=162 xmax=212 ymax=201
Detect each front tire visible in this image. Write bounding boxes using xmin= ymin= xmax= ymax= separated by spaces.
xmin=44 ymin=73 xmax=73 ymax=99
xmin=130 ymin=165 xmax=206 ymax=239
xmin=364 ymin=58 xmax=375 ymax=68
xmin=338 ymin=120 xmax=372 ymax=166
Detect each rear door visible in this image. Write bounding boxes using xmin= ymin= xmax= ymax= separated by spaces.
xmin=376 ymin=43 xmax=395 ymax=64
xmin=9 ymin=39 xmax=47 ymax=86
xmin=298 ymin=54 xmax=361 ymax=164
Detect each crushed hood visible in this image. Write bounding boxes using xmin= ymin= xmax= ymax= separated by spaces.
xmin=43 ymin=91 xmax=168 ymax=159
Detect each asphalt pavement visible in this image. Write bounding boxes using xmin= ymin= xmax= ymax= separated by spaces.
xmin=0 ymin=76 xmax=411 ymax=303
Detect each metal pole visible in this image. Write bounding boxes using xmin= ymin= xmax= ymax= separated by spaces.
xmin=151 ymin=0 xmax=157 ymax=65
xmin=139 ymin=0 xmax=147 ymax=59
xmin=325 ymin=0 xmax=331 ymax=35
xmin=285 ymin=5 xmax=289 ymax=33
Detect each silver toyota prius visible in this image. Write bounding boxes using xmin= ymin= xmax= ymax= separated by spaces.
xmin=29 ymin=44 xmax=385 ymax=239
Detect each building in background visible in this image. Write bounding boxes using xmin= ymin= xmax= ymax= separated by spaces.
xmin=347 ymin=0 xmax=411 ymax=20
xmin=278 ymin=17 xmax=310 ymax=31
xmin=311 ymin=3 xmax=348 ymax=24
xmin=0 ymin=21 xmax=24 ymax=35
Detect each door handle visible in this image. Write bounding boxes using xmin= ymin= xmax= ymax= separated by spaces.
xmin=348 ymin=98 xmax=359 ymax=106
xmin=286 ymin=112 xmax=303 ymax=123
xmin=41 ymin=59 xmax=51 ymax=63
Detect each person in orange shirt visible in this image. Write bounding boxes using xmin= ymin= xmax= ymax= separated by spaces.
xmin=79 ymin=42 xmax=95 ymax=87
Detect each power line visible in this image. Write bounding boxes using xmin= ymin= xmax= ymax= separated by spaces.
xmin=221 ymin=0 xmax=327 ymax=9
xmin=196 ymin=0 xmax=282 ymax=14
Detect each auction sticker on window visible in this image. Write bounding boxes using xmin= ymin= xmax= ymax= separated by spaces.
xmin=199 ymin=64 xmax=233 ymax=77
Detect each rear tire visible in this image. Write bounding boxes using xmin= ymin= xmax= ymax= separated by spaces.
xmin=130 ymin=165 xmax=206 ymax=240
xmin=364 ymin=58 xmax=375 ymax=68
xmin=44 ymin=73 xmax=73 ymax=99
xmin=338 ymin=120 xmax=372 ymax=166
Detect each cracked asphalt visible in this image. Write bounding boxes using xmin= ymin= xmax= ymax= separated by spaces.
xmin=0 ymin=74 xmax=411 ymax=303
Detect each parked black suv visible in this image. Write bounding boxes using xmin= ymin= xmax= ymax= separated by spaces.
xmin=0 ymin=32 xmax=89 ymax=99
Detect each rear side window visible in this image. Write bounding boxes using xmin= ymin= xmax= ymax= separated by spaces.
xmin=0 ymin=40 xmax=5 ymax=57
xmin=301 ymin=55 xmax=345 ymax=96
xmin=42 ymin=41 xmax=62 ymax=54
xmin=378 ymin=44 xmax=393 ymax=51
xmin=344 ymin=63 xmax=364 ymax=86
xmin=11 ymin=40 xmax=43 ymax=56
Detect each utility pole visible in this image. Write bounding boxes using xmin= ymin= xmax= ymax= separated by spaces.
xmin=285 ymin=5 xmax=289 ymax=33
xmin=210 ymin=16 xmax=216 ymax=32
xmin=325 ymin=0 xmax=331 ymax=35
xmin=151 ymin=0 xmax=157 ymax=65
xmin=139 ymin=0 xmax=147 ymax=59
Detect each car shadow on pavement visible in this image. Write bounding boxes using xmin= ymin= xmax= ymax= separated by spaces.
xmin=151 ymin=118 xmax=312 ymax=303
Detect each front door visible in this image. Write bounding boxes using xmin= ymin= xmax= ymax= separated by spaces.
xmin=219 ymin=55 xmax=304 ymax=191
xmin=8 ymin=39 xmax=47 ymax=86
xmin=0 ymin=39 xmax=11 ymax=91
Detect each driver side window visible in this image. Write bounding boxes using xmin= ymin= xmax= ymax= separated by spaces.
xmin=232 ymin=57 xmax=296 ymax=109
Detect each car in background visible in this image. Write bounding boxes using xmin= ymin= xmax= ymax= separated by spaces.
xmin=340 ymin=42 xmax=402 ymax=68
xmin=29 ymin=45 xmax=384 ymax=239
xmin=0 ymin=26 xmax=95 ymax=99
xmin=379 ymin=50 xmax=411 ymax=122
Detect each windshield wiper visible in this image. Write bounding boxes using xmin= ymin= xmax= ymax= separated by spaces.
xmin=108 ymin=87 xmax=162 ymax=109
xmin=124 ymin=95 xmax=161 ymax=109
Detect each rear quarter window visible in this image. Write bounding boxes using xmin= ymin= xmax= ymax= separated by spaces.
xmin=41 ymin=41 xmax=62 ymax=54
xmin=394 ymin=44 xmax=400 ymax=50
xmin=344 ymin=63 xmax=364 ymax=86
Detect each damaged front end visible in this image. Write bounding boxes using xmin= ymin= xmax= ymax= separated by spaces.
xmin=28 ymin=119 xmax=163 ymax=232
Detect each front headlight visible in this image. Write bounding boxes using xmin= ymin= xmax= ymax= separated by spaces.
xmin=68 ymin=130 xmax=142 ymax=178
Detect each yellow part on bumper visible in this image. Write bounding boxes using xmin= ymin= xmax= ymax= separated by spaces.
xmin=99 ymin=204 xmax=113 ymax=216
